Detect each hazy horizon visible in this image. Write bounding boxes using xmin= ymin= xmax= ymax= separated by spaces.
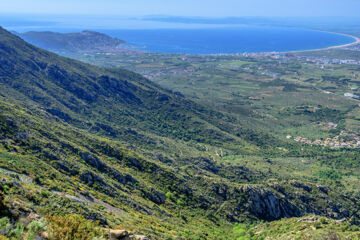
xmin=1 ymin=0 xmax=360 ymax=18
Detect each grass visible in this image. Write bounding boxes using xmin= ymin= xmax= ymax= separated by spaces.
xmin=1 ymin=27 xmax=360 ymax=239
xmin=246 ymin=215 xmax=360 ymax=240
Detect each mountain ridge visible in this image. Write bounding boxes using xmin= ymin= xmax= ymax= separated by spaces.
xmin=16 ymin=29 xmax=126 ymax=53
xmin=1 ymin=26 xmax=360 ymax=239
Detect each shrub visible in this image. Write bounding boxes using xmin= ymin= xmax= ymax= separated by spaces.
xmin=318 ymin=169 xmax=342 ymax=180
xmin=0 ymin=217 xmax=11 ymax=236
xmin=320 ymin=217 xmax=328 ymax=225
xmin=322 ymin=232 xmax=340 ymax=240
xmin=26 ymin=219 xmax=47 ymax=240
xmin=233 ymin=223 xmax=250 ymax=240
xmin=176 ymin=199 xmax=184 ymax=206
xmin=9 ymin=224 xmax=25 ymax=240
xmin=165 ymin=191 xmax=174 ymax=201
xmin=46 ymin=214 xmax=105 ymax=240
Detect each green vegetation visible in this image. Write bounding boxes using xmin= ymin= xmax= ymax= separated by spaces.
xmin=243 ymin=215 xmax=360 ymax=240
xmin=46 ymin=214 xmax=105 ymax=240
xmin=1 ymin=26 xmax=360 ymax=239
xmin=0 ymin=214 xmax=105 ymax=240
xmin=18 ymin=30 xmax=125 ymax=53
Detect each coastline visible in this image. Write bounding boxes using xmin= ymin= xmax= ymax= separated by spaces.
xmin=282 ymin=31 xmax=360 ymax=54
xmin=204 ymin=30 xmax=360 ymax=55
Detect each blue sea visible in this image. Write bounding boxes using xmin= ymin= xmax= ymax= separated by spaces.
xmin=2 ymin=15 xmax=355 ymax=54
xmin=100 ymin=27 xmax=355 ymax=54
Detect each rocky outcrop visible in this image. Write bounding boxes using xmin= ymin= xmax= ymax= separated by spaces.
xmin=111 ymin=169 xmax=138 ymax=185
xmin=193 ymin=157 xmax=220 ymax=174
xmin=242 ymin=185 xmax=301 ymax=220
xmin=238 ymin=181 xmax=359 ymax=222
xmin=80 ymin=170 xmax=106 ymax=186
xmin=144 ymin=188 xmax=166 ymax=205
xmin=108 ymin=229 xmax=149 ymax=240
xmin=110 ymin=230 xmax=129 ymax=239
xmin=80 ymin=152 xmax=107 ymax=171
xmin=290 ymin=180 xmax=312 ymax=192
xmin=80 ymin=152 xmax=138 ymax=186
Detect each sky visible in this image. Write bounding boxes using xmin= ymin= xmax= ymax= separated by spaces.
xmin=1 ymin=0 xmax=360 ymax=17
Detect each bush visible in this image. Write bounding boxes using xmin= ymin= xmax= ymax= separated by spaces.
xmin=318 ymin=169 xmax=342 ymax=180
xmin=9 ymin=224 xmax=24 ymax=240
xmin=233 ymin=223 xmax=250 ymax=240
xmin=47 ymin=214 xmax=105 ymax=240
xmin=322 ymin=232 xmax=340 ymax=240
xmin=165 ymin=191 xmax=174 ymax=201
xmin=0 ymin=217 xmax=11 ymax=236
xmin=176 ymin=199 xmax=184 ymax=206
xmin=26 ymin=219 xmax=47 ymax=240
xmin=320 ymin=217 xmax=328 ymax=224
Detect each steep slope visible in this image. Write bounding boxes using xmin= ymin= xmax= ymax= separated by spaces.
xmin=0 ymin=26 xmax=266 ymax=238
xmin=0 ymin=27 xmax=360 ymax=239
xmin=1 ymin=27 xmax=266 ymax=152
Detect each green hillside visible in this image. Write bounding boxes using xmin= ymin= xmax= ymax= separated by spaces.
xmin=17 ymin=30 xmax=125 ymax=53
xmin=0 ymin=26 xmax=360 ymax=239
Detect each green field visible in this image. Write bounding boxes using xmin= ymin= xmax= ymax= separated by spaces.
xmin=1 ymin=26 xmax=360 ymax=239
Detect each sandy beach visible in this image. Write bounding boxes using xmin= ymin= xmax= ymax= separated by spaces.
xmin=326 ymin=34 xmax=360 ymax=49
xmin=284 ymin=32 xmax=360 ymax=54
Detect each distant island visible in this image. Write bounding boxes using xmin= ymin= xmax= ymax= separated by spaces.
xmin=16 ymin=30 xmax=127 ymax=53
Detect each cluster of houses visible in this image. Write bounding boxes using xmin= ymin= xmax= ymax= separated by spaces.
xmin=242 ymin=52 xmax=360 ymax=65
xmin=287 ymin=130 xmax=360 ymax=148
xmin=300 ymin=57 xmax=360 ymax=65
xmin=344 ymin=92 xmax=360 ymax=99
xmin=344 ymin=43 xmax=360 ymax=51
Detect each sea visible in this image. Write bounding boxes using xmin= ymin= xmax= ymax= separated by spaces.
xmin=1 ymin=15 xmax=356 ymax=54
xmin=100 ymin=27 xmax=355 ymax=54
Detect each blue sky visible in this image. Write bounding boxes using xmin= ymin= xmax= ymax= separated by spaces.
xmin=0 ymin=0 xmax=360 ymax=17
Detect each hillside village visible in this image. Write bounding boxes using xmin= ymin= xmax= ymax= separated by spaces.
xmin=288 ymin=129 xmax=360 ymax=148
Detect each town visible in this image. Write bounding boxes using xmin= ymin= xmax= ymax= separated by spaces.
xmin=288 ymin=129 xmax=360 ymax=148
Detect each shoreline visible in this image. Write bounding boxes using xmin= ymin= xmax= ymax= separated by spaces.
xmin=282 ymin=31 xmax=360 ymax=54
xmin=143 ymin=30 xmax=360 ymax=56
xmin=191 ymin=31 xmax=360 ymax=55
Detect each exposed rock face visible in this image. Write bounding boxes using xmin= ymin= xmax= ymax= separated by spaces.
xmin=80 ymin=152 xmax=107 ymax=171
xmin=111 ymin=169 xmax=138 ymax=185
xmin=108 ymin=229 xmax=149 ymax=240
xmin=290 ymin=181 xmax=312 ymax=192
xmin=242 ymin=185 xmax=301 ymax=220
xmin=80 ymin=170 xmax=106 ymax=186
xmin=193 ymin=157 xmax=220 ymax=174
xmin=237 ymin=181 xmax=359 ymax=222
xmin=144 ymin=188 xmax=166 ymax=205
xmin=80 ymin=152 xmax=138 ymax=186
xmin=110 ymin=230 xmax=129 ymax=240
xmin=133 ymin=235 xmax=149 ymax=240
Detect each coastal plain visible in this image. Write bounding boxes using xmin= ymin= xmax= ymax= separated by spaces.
xmin=1 ymin=26 xmax=360 ymax=239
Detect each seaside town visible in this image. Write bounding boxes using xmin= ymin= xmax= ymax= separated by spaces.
xmin=242 ymin=52 xmax=360 ymax=65
xmin=217 ymin=41 xmax=360 ymax=65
